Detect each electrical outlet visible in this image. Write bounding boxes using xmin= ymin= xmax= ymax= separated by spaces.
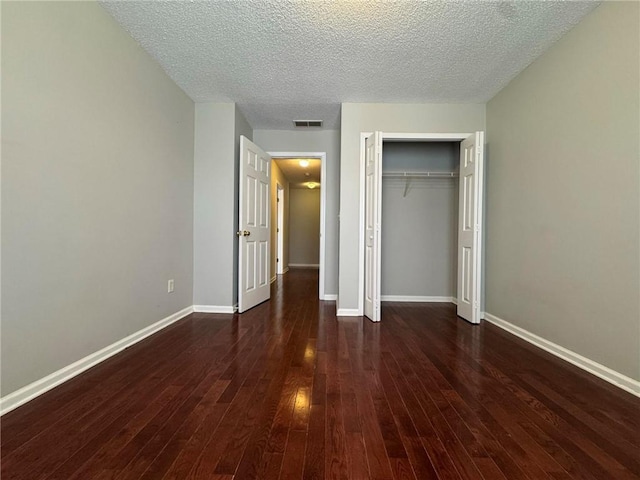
xmin=167 ymin=279 xmax=174 ymax=293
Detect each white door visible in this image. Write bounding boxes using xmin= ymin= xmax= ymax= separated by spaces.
xmin=364 ymin=132 xmax=382 ymax=322
xmin=238 ymin=136 xmax=271 ymax=313
xmin=457 ymin=131 xmax=484 ymax=323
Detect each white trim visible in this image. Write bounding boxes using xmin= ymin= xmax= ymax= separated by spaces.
xmin=282 ymin=267 xmax=289 ymax=274
xmin=473 ymin=132 xmax=485 ymax=324
xmin=270 ymin=275 xmax=277 ymax=284
xmin=0 ymin=306 xmax=194 ymax=416
xmin=193 ymin=305 xmax=237 ymax=314
xmin=288 ymin=263 xmax=319 ymax=268
xmin=276 ymin=183 xmax=285 ymax=275
xmin=319 ymin=155 xmax=327 ymax=302
xmin=269 ymin=151 xmax=327 ymax=302
xmin=381 ymin=295 xmax=455 ymax=303
xmin=382 ymin=132 xmax=472 ymax=141
xmin=336 ymin=308 xmax=362 ymax=317
xmin=322 ymin=294 xmax=338 ymax=301
xmin=484 ymin=313 xmax=640 ymax=397
xmin=356 ymin=132 xmax=370 ymax=317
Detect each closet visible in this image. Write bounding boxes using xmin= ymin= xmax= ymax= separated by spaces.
xmin=363 ymin=132 xmax=484 ymax=324
xmin=381 ymin=141 xmax=459 ymax=303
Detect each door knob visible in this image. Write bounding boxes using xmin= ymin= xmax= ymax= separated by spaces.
xmin=243 ymin=230 xmax=250 ymax=236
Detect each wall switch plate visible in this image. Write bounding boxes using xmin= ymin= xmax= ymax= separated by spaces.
xmin=168 ymin=279 xmax=175 ymax=293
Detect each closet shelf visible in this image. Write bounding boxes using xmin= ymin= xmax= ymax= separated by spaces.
xmin=382 ymin=171 xmax=458 ymax=178
xmin=382 ymin=171 xmax=458 ymax=197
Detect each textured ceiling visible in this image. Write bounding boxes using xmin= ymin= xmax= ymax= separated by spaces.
xmin=275 ymin=158 xmax=321 ymax=188
xmin=100 ymin=0 xmax=599 ymax=130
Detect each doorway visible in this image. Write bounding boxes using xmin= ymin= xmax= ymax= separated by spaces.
xmin=270 ymin=152 xmax=327 ymax=300
xmin=276 ymin=184 xmax=285 ymax=275
xmin=360 ymin=132 xmax=485 ymax=324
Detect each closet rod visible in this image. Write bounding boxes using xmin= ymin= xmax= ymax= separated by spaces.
xmin=382 ymin=171 xmax=458 ymax=178
xmin=382 ymin=171 xmax=458 ymax=198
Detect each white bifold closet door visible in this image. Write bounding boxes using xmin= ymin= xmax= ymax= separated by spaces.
xmin=364 ymin=132 xmax=382 ymax=322
xmin=364 ymin=131 xmax=484 ymax=325
xmin=238 ymin=135 xmax=271 ymax=314
xmin=456 ymin=131 xmax=484 ymax=324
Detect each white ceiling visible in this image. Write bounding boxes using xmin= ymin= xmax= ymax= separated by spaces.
xmin=100 ymin=0 xmax=598 ymax=130
xmin=274 ymin=158 xmax=321 ymax=188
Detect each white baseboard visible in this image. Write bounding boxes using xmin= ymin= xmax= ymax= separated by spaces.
xmin=193 ymin=305 xmax=236 ymax=314
xmin=323 ymin=294 xmax=338 ymax=301
xmin=288 ymin=264 xmax=319 ymax=269
xmin=484 ymin=313 xmax=640 ymax=397
xmin=381 ymin=295 xmax=455 ymax=303
xmin=271 ymin=275 xmax=277 ymax=284
xmin=336 ymin=308 xmax=362 ymax=317
xmin=0 ymin=306 xmax=194 ymax=416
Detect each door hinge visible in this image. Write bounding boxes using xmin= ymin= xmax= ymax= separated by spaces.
xmin=277 ymin=258 xmax=279 ymax=263
xmin=277 ymin=228 xmax=279 ymax=233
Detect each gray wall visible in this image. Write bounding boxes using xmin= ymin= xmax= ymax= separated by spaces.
xmin=193 ymin=103 xmax=236 ymax=308
xmin=194 ymin=104 xmax=252 ymax=309
xmin=1 ymin=1 xmax=195 ymax=395
xmin=381 ymin=143 xmax=458 ymax=297
xmin=339 ymin=103 xmax=486 ymax=311
xmin=486 ymin=2 xmax=640 ymax=380
xmin=253 ymin=129 xmax=340 ymax=296
xmin=289 ymin=188 xmax=321 ymax=266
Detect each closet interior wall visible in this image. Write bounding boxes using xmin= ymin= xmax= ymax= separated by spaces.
xmin=381 ymin=141 xmax=459 ymax=300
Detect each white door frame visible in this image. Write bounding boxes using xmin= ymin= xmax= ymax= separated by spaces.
xmin=276 ymin=183 xmax=285 ymax=275
xmin=270 ymin=151 xmax=327 ymax=300
xmin=358 ymin=132 xmax=480 ymax=318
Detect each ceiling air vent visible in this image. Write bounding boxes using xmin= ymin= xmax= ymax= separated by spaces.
xmin=293 ymin=120 xmax=323 ymax=128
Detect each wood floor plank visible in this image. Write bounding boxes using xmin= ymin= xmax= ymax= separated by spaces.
xmin=2 ymin=270 xmax=639 ymax=480
xmin=302 ymin=404 xmax=326 ymax=480
xmin=325 ymin=392 xmax=350 ymax=480
xmin=280 ymin=430 xmax=307 ymax=479
xmin=231 ymin=372 xmax=289 ymax=479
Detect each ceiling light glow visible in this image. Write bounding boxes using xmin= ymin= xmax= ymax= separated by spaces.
xmin=299 ymin=160 xmax=309 ymax=168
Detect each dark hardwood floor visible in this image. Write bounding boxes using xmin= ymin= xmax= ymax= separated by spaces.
xmin=2 ymin=269 xmax=639 ymax=479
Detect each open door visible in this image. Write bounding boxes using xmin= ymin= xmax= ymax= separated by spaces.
xmin=238 ymin=136 xmax=271 ymax=313
xmin=364 ymin=132 xmax=382 ymax=322
xmin=457 ymin=131 xmax=484 ymax=324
